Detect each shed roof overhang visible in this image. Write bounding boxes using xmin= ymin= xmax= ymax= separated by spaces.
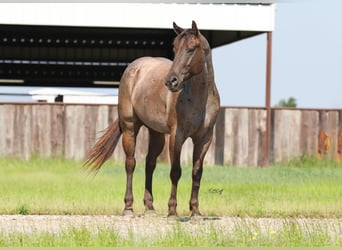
xmin=0 ymin=3 xmax=275 ymax=87
xmin=0 ymin=3 xmax=275 ymax=36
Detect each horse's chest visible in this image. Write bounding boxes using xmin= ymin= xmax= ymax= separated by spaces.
xmin=176 ymin=101 xmax=205 ymax=134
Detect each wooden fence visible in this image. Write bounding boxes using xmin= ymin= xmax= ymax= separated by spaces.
xmin=1 ymin=103 xmax=342 ymax=166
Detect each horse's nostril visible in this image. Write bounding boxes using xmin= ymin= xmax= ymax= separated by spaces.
xmin=170 ymin=77 xmax=178 ymax=87
xmin=166 ymin=76 xmax=179 ymax=89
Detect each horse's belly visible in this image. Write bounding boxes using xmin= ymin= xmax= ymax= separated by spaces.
xmin=134 ymin=104 xmax=170 ymax=134
xmin=132 ymin=91 xmax=170 ymax=134
xmin=142 ymin=116 xmax=170 ymax=134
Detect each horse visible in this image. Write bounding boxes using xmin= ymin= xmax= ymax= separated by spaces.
xmin=85 ymin=21 xmax=220 ymax=218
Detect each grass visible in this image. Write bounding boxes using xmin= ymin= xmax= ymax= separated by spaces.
xmin=0 ymin=156 xmax=342 ymax=247
xmin=0 ymin=156 xmax=342 ymax=217
xmin=0 ymin=219 xmax=341 ymax=247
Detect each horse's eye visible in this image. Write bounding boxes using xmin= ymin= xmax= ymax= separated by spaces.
xmin=187 ymin=47 xmax=196 ymax=54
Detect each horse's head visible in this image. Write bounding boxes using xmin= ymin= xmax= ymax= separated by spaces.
xmin=165 ymin=21 xmax=209 ymax=92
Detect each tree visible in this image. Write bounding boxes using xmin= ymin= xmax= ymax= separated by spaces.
xmin=276 ymin=97 xmax=297 ymax=107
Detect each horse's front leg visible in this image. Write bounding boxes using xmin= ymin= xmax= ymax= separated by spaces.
xmin=167 ymin=131 xmax=184 ymax=217
xmin=190 ymin=132 xmax=213 ymax=217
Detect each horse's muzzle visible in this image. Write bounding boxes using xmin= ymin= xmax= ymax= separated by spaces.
xmin=165 ymin=76 xmax=181 ymax=92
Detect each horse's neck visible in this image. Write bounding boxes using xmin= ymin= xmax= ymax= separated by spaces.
xmin=190 ymin=50 xmax=217 ymax=99
xmin=205 ymin=51 xmax=216 ymax=89
xmin=187 ymin=49 xmax=220 ymax=118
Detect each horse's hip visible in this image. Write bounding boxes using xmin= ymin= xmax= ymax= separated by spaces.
xmin=119 ymin=58 xmax=172 ymax=133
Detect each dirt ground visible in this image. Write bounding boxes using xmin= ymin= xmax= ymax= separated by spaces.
xmin=0 ymin=215 xmax=341 ymax=239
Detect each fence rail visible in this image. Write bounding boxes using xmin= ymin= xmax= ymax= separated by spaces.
xmin=1 ymin=103 xmax=342 ymax=166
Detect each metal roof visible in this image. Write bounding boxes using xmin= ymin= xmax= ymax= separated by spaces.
xmin=0 ymin=3 xmax=275 ymax=88
xmin=3 ymin=1 xmax=276 ymax=3
xmin=0 ymin=3 xmax=275 ymax=32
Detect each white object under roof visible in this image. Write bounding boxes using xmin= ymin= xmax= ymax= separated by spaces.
xmin=0 ymin=3 xmax=275 ymax=32
xmin=29 ymin=87 xmax=118 ymax=104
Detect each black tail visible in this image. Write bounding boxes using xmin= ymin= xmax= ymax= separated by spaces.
xmin=85 ymin=119 xmax=122 ymax=172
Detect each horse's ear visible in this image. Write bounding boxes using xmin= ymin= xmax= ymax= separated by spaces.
xmin=192 ymin=20 xmax=199 ymax=36
xmin=173 ymin=22 xmax=184 ymax=35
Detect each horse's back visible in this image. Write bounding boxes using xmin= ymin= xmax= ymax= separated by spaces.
xmin=120 ymin=56 xmax=171 ymax=89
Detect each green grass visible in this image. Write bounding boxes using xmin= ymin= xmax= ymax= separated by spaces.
xmin=0 ymin=156 xmax=342 ymax=247
xmin=0 ymin=156 xmax=341 ymax=217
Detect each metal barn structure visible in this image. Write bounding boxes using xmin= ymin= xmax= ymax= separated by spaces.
xmin=0 ymin=2 xmax=276 ymax=164
xmin=0 ymin=2 xmax=275 ymax=87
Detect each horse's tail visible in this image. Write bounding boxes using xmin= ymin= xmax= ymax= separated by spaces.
xmin=85 ymin=119 xmax=122 ymax=172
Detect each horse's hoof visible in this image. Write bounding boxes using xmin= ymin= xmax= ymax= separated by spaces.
xmin=122 ymin=209 xmax=134 ymax=218
xmin=190 ymin=214 xmax=203 ymax=222
xmin=190 ymin=210 xmax=203 ymax=222
xmin=144 ymin=209 xmax=157 ymax=218
xmin=167 ymin=214 xmax=179 ymax=223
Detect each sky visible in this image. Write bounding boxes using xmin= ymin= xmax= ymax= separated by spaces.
xmin=214 ymin=0 xmax=342 ymax=108
xmin=1 ymin=1 xmax=341 ymax=108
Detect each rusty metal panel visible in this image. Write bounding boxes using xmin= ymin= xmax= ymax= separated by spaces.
xmin=318 ymin=110 xmax=339 ymax=160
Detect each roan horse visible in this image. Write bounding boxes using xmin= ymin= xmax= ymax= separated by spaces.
xmin=85 ymin=21 xmax=220 ymax=218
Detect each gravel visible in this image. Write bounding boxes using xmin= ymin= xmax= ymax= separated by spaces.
xmin=0 ymin=215 xmax=341 ymax=240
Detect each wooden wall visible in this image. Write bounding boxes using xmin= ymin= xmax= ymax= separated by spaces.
xmin=1 ymin=103 xmax=342 ymax=166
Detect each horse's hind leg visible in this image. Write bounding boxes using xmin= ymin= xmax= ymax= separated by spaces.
xmin=121 ymin=123 xmax=141 ymax=216
xmin=144 ymin=129 xmax=165 ymax=213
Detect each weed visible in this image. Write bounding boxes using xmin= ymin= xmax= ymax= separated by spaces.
xmin=17 ymin=204 xmax=29 ymax=215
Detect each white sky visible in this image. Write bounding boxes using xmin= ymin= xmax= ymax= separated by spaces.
xmin=214 ymin=0 xmax=342 ymax=108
